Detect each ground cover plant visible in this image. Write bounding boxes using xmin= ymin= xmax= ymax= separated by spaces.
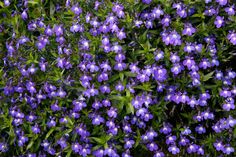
xmin=0 ymin=0 xmax=236 ymax=156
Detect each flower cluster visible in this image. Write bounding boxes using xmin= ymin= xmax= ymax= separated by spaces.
xmin=0 ymin=0 xmax=236 ymax=156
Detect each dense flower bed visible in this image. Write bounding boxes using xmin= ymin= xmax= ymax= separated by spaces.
xmin=0 ymin=0 xmax=236 ymax=156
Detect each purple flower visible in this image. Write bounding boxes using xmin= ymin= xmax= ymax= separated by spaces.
xmin=45 ymin=26 xmax=54 ymax=36
xmin=168 ymin=145 xmax=180 ymax=155
xmin=116 ymin=29 xmax=126 ymax=40
xmin=21 ymin=10 xmax=28 ymax=20
xmin=227 ymin=70 xmax=236 ymax=79
xmin=153 ymin=151 xmax=165 ymax=157
xmin=106 ymin=120 xmax=115 ymax=129
xmin=111 ymin=43 xmax=122 ymax=53
xmin=167 ymin=30 xmax=182 ymax=46
xmin=26 ymin=114 xmax=37 ymax=122
xmin=137 ymin=72 xmax=149 ymax=82
xmin=223 ymin=145 xmax=234 ymax=155
xmin=4 ymin=0 xmax=10 ymax=6
xmin=153 ymin=67 xmax=168 ymax=82
xmin=93 ymin=149 xmax=104 ymax=157
xmin=97 ymin=72 xmax=109 ymax=82
xmin=155 ymin=50 xmax=164 ymax=61
xmin=184 ymin=43 xmax=195 ymax=53
xmin=134 ymin=20 xmax=143 ymax=28
xmin=147 ymin=142 xmax=158 ymax=151
xmin=171 ymin=64 xmax=183 ymax=75
xmin=122 ymin=151 xmax=132 ymax=157
xmin=0 ymin=142 xmax=8 ymax=152
xmin=71 ymin=4 xmax=82 ymax=15
xmin=227 ymin=116 xmax=236 ymax=127
xmin=227 ymin=31 xmax=236 ymax=45
xmin=54 ymin=25 xmax=63 ymax=36
xmin=100 ymin=61 xmax=111 ymax=72
xmin=104 ymin=147 xmax=116 ymax=157
xmin=47 ymin=147 xmax=56 ymax=155
xmin=115 ymin=53 xmax=126 ymax=62
xmin=72 ymin=143 xmax=82 ymax=153
xmin=205 ymin=0 xmax=212 ymax=3
xmin=59 ymin=117 xmax=68 ymax=124
xmin=57 ymin=88 xmax=66 ymax=98
xmin=57 ymin=138 xmax=67 ymax=149
xmin=179 ymin=136 xmax=190 ymax=146
xmin=166 ymin=135 xmax=176 ymax=145
xmin=194 ymin=43 xmax=202 ymax=53
xmin=87 ymin=62 xmax=99 ymax=72
xmin=92 ymin=115 xmax=104 ymax=125
xmin=124 ymin=139 xmax=135 ymax=149
xmin=177 ymin=8 xmax=187 ymax=18
xmin=129 ymin=63 xmax=140 ymax=73
xmin=26 ymin=82 xmax=36 ymax=94
xmin=145 ymin=20 xmax=153 ymax=29
xmin=214 ymin=141 xmax=224 ymax=151
xmin=195 ymin=125 xmax=206 ymax=134
xmin=216 ymin=0 xmax=227 ymax=6
xmin=199 ymin=58 xmax=211 ymax=69
xmin=107 ymin=107 xmax=117 ymax=118
xmin=222 ymin=102 xmax=235 ymax=111
xmin=182 ymin=23 xmax=196 ymax=36
xmin=80 ymin=39 xmax=90 ymax=50
xmin=225 ymin=5 xmax=235 ymax=16
xmin=170 ymin=53 xmax=180 ymax=63
xmin=214 ymin=16 xmax=224 ymax=28
xmin=92 ymin=101 xmax=102 ymax=110
xmin=197 ymin=147 xmax=205 ymax=155
xmin=160 ymin=123 xmax=172 ymax=134
xmin=204 ymin=7 xmax=217 ymax=16
xmin=201 ymin=110 xmax=214 ymax=120
xmin=187 ymin=144 xmax=199 ymax=153
xmin=99 ymin=85 xmax=111 ymax=94
xmin=83 ymin=85 xmax=99 ymax=97
xmin=146 ymin=129 xmax=158 ymax=140
xmin=173 ymin=3 xmax=184 ymax=10
xmin=114 ymin=62 xmax=126 ymax=71
xmin=183 ymin=57 xmax=196 ymax=69
xmin=220 ymin=89 xmax=232 ymax=98
xmin=161 ymin=15 xmax=171 ymax=27
xmin=80 ymin=146 xmax=91 ymax=157
xmin=32 ymin=125 xmax=40 ymax=134
xmin=151 ymin=6 xmax=164 ymax=19
xmin=47 ymin=118 xmax=56 ymax=127
xmin=109 ymin=23 xmax=119 ymax=32
xmin=136 ymin=108 xmax=147 ymax=117
xmin=122 ymin=124 xmax=132 ymax=134
xmin=102 ymin=99 xmax=111 ymax=107
xmin=115 ymin=82 xmax=125 ymax=91
xmin=142 ymin=0 xmax=152 ymax=4
xmin=131 ymin=97 xmax=143 ymax=109
xmin=18 ymin=136 xmax=28 ymax=147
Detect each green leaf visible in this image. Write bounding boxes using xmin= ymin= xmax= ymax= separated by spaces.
xmin=126 ymin=103 xmax=134 ymax=114
xmin=50 ymin=1 xmax=55 ymax=17
xmin=45 ymin=127 xmax=55 ymax=139
xmin=134 ymin=129 xmax=141 ymax=148
xmin=66 ymin=150 xmax=72 ymax=157
xmin=26 ymin=140 xmax=34 ymax=150
xmin=119 ymin=72 xmax=124 ymax=82
xmin=90 ymin=135 xmax=112 ymax=147
xmin=34 ymin=139 xmax=41 ymax=152
xmin=90 ymin=137 xmax=104 ymax=144
xmin=124 ymin=71 xmax=136 ymax=77
xmin=108 ymin=74 xmax=120 ymax=83
xmin=109 ymin=95 xmax=125 ymax=101
xmin=203 ymin=71 xmax=214 ymax=81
